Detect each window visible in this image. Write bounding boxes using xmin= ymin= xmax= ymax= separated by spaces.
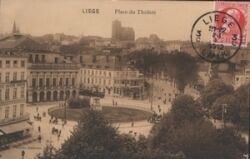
xmin=53 ymin=78 xmax=56 ymax=86
xmin=13 ymin=60 xmax=18 ymax=67
xmin=32 ymin=78 xmax=36 ymax=87
xmin=13 ymin=105 xmax=17 ymax=118
xmin=0 ymin=90 xmax=2 ymax=101
xmin=5 ymin=106 xmax=10 ymax=119
xmin=55 ymin=57 xmax=58 ymax=63
xmin=46 ymin=78 xmax=50 ymax=87
xmin=29 ymin=55 xmax=33 ymax=62
xmin=39 ymin=78 xmax=43 ymax=86
xmin=13 ymin=72 xmax=17 ymax=81
xmin=21 ymin=87 xmax=25 ymax=98
xmin=21 ymin=72 xmax=25 ymax=80
xmin=0 ymin=60 xmax=2 ymax=68
xmin=35 ymin=55 xmax=39 ymax=62
xmin=20 ymin=104 xmax=24 ymax=116
xmin=42 ymin=55 xmax=45 ymax=63
xmin=6 ymin=60 xmax=10 ymax=68
xmin=59 ymin=78 xmax=63 ymax=86
xmin=72 ymin=78 xmax=75 ymax=86
xmin=66 ymin=78 xmax=69 ymax=86
xmin=0 ymin=73 xmax=1 ymax=82
xmin=13 ymin=88 xmax=17 ymax=99
xmin=5 ymin=72 xmax=10 ymax=82
xmin=21 ymin=60 xmax=25 ymax=67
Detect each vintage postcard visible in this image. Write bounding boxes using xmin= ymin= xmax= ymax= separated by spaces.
xmin=0 ymin=1 xmax=249 ymax=159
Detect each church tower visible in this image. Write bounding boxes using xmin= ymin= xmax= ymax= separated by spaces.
xmin=12 ymin=21 xmax=20 ymax=35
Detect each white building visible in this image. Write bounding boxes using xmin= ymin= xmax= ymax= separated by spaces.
xmin=79 ymin=66 xmax=144 ymax=99
xmin=0 ymin=52 xmax=31 ymax=146
xmin=234 ymin=68 xmax=250 ymax=88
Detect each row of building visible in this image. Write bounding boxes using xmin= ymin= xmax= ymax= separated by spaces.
xmin=0 ymin=53 xmax=30 ymax=146
xmin=0 ymin=26 xmax=144 ymax=146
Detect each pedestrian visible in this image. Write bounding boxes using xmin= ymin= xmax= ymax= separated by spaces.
xmin=43 ymin=112 xmax=46 ymax=117
xmin=57 ymin=132 xmax=61 ymax=140
xmin=21 ymin=150 xmax=25 ymax=159
xmin=38 ymin=126 xmax=41 ymax=133
xmin=134 ymin=132 xmax=137 ymax=137
xmin=52 ymin=127 xmax=54 ymax=134
xmin=38 ymin=135 xmax=42 ymax=143
xmin=131 ymin=120 xmax=134 ymax=127
xmin=36 ymin=106 xmax=38 ymax=112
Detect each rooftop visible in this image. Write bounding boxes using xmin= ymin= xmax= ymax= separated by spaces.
xmin=0 ymin=34 xmax=49 ymax=52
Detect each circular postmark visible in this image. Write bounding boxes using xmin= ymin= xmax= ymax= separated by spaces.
xmin=191 ymin=11 xmax=243 ymax=63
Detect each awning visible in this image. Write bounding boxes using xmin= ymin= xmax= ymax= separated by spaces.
xmin=0 ymin=122 xmax=32 ymax=134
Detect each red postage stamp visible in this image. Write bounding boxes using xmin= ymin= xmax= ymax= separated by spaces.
xmin=214 ymin=1 xmax=248 ymax=47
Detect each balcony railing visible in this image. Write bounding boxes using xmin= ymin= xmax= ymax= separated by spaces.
xmin=28 ymin=63 xmax=79 ymax=70
xmin=0 ymin=113 xmax=29 ymax=126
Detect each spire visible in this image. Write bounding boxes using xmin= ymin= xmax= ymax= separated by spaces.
xmin=12 ymin=20 xmax=20 ymax=35
xmin=12 ymin=21 xmax=17 ymax=34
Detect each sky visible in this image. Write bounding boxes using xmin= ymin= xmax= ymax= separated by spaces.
xmin=0 ymin=0 xmax=249 ymax=41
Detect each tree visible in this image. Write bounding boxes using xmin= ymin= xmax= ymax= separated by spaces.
xmin=149 ymin=114 xmax=247 ymax=159
xmin=235 ymin=84 xmax=250 ymax=131
xmin=127 ymin=49 xmax=161 ymax=76
xmin=171 ymin=94 xmax=203 ymax=124
xmin=211 ymin=95 xmax=240 ymax=123
xmin=149 ymin=95 xmax=247 ymax=159
xmin=128 ymin=51 xmax=198 ymax=93
xmin=57 ymin=110 xmax=128 ymax=159
xmin=166 ymin=52 xmax=198 ymax=93
xmin=200 ymin=79 xmax=234 ymax=109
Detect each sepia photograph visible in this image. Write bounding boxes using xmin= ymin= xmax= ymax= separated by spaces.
xmin=0 ymin=0 xmax=249 ymax=159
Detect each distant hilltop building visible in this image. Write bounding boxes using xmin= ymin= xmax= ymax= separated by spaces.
xmin=112 ymin=20 xmax=135 ymax=41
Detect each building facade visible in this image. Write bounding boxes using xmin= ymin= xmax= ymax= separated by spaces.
xmin=79 ymin=66 xmax=144 ymax=99
xmin=0 ymin=52 xmax=31 ymax=146
xmin=0 ymin=32 xmax=144 ymax=103
xmin=26 ymin=51 xmax=79 ymax=103
xmin=234 ymin=68 xmax=250 ymax=88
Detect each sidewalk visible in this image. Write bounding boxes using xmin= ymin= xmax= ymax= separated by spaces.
xmin=100 ymin=97 xmax=171 ymax=115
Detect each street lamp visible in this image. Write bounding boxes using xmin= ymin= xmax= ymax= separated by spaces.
xmin=150 ymin=79 xmax=154 ymax=111
xmin=64 ymin=98 xmax=68 ymax=124
xmin=221 ymin=103 xmax=228 ymax=128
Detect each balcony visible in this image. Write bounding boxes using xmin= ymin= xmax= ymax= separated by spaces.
xmin=28 ymin=63 xmax=79 ymax=70
xmin=0 ymin=113 xmax=29 ymax=126
xmin=10 ymin=80 xmax=27 ymax=84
